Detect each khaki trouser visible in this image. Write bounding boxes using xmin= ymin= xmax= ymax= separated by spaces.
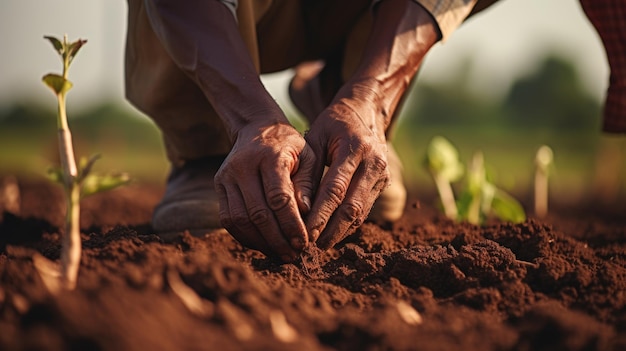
xmin=125 ymin=0 xmax=498 ymax=166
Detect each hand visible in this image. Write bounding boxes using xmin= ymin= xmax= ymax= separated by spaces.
xmin=214 ymin=121 xmax=316 ymax=261
xmin=305 ymin=94 xmax=390 ymax=249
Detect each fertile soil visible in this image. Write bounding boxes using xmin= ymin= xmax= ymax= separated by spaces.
xmin=1 ymin=177 xmax=625 ymax=351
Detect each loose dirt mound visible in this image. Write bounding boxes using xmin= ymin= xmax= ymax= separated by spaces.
xmin=1 ymin=179 xmax=625 ymax=350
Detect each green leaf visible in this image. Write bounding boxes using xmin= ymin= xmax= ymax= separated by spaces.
xmin=42 ymin=73 xmax=73 ymax=95
xmin=68 ymin=39 xmax=87 ymax=62
xmin=455 ymin=190 xmax=473 ymax=221
xmin=466 ymin=152 xmax=485 ymax=195
xmin=424 ymin=136 xmax=464 ymax=182
xmin=44 ymin=35 xmax=63 ymax=55
xmin=80 ymin=172 xmax=131 ymax=198
xmin=456 ymin=188 xmax=483 ymax=225
xmin=77 ymin=154 xmax=101 ymax=182
xmin=46 ymin=167 xmax=64 ymax=185
xmin=491 ymin=189 xmax=526 ymax=223
xmin=460 ymin=152 xmax=486 ymax=224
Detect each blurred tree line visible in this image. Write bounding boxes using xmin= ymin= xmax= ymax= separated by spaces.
xmin=0 ymin=53 xmax=615 ymax=197
xmin=0 ymin=100 xmax=165 ymax=180
xmin=397 ymin=54 xmax=602 ymax=131
xmin=0 ymin=101 xmax=158 ymax=139
xmin=0 ymin=53 xmax=602 ymax=141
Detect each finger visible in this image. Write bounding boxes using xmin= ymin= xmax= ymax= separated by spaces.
xmin=306 ymin=149 xmax=361 ymax=243
xmin=292 ymin=144 xmax=317 ymax=215
xmin=260 ymin=157 xmax=308 ymax=252
xmin=238 ymin=175 xmax=299 ymax=262
xmin=216 ymin=182 xmax=273 ymax=256
xmin=317 ymin=155 xmax=389 ymax=249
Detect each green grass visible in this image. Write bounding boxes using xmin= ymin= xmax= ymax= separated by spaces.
xmin=1 ymin=115 xmax=624 ymax=208
xmin=0 ymin=123 xmax=169 ymax=184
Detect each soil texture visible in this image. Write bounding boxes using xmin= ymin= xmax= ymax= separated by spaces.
xmin=1 ymin=177 xmax=625 ymax=351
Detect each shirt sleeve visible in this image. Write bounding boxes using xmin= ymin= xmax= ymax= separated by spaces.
xmin=415 ymin=0 xmax=477 ymax=41
xmin=580 ymin=0 xmax=626 ymax=134
xmin=373 ymin=0 xmax=478 ymax=41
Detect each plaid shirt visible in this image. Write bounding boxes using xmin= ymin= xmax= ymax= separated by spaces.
xmin=580 ymin=0 xmax=626 ymax=133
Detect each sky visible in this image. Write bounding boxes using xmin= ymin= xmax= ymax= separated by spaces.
xmin=0 ymin=0 xmax=609 ymax=113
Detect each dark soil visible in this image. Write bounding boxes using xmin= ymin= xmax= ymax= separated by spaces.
xmin=1 ymin=177 xmax=625 ymax=351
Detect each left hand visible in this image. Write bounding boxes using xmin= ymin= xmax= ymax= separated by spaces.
xmin=304 ymin=91 xmax=390 ymax=249
xmin=214 ymin=121 xmax=315 ymax=261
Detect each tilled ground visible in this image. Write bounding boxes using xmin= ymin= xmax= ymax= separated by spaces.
xmin=0 ymin=178 xmax=625 ymax=351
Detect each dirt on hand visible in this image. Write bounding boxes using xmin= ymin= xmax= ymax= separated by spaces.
xmin=0 ymin=178 xmax=625 ymax=351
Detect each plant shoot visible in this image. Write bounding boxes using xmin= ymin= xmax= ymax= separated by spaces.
xmin=41 ymin=34 xmax=129 ymax=291
xmin=424 ymin=136 xmax=464 ymax=219
xmin=534 ymin=145 xmax=553 ymax=218
xmin=425 ymin=136 xmax=526 ymax=225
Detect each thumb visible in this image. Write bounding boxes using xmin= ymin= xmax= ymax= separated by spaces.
xmin=292 ymin=144 xmax=318 ymax=215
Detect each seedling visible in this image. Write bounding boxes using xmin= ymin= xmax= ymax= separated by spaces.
xmin=456 ymin=151 xmax=526 ymax=224
xmin=457 ymin=151 xmax=486 ymax=224
xmin=423 ymin=136 xmax=464 ymax=219
xmin=39 ymin=35 xmax=129 ymax=291
xmin=424 ymin=136 xmax=526 ymax=225
xmin=534 ymin=145 xmax=553 ymax=218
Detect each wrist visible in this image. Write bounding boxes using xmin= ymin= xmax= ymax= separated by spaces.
xmin=333 ymin=78 xmax=389 ymax=136
xmin=231 ymin=112 xmax=292 ymax=143
xmin=218 ymin=87 xmax=289 ymax=141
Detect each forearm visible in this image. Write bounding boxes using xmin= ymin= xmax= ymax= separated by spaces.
xmin=143 ymin=0 xmax=288 ymax=140
xmin=333 ymin=0 xmax=438 ymax=135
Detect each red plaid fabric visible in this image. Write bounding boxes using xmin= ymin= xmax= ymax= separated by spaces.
xmin=580 ymin=0 xmax=626 ymax=133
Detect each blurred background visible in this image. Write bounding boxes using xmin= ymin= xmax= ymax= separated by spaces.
xmin=1 ymin=0 xmax=624 ymax=209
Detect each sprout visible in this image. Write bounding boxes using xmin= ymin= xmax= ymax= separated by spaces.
xmin=425 ymin=136 xmax=526 ymax=225
xmin=39 ymin=35 xmax=130 ymax=292
xmin=424 ymin=136 xmax=464 ymax=219
xmin=534 ymin=145 xmax=553 ymax=218
xmin=459 ymin=151 xmax=486 ymax=225
xmin=457 ymin=151 xmax=526 ymax=225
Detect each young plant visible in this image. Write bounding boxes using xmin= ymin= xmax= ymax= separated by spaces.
xmin=424 ymin=136 xmax=464 ymax=219
xmin=40 ymin=35 xmax=129 ymax=291
xmin=456 ymin=151 xmax=526 ymax=225
xmin=534 ymin=145 xmax=553 ymax=218
xmin=457 ymin=151 xmax=486 ymax=225
xmin=424 ymin=136 xmax=526 ymax=225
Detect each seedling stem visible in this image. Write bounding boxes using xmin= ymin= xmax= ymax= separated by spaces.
xmin=41 ymin=34 xmax=130 ymax=291
xmin=433 ymin=173 xmax=458 ymax=219
xmin=424 ymin=136 xmax=464 ymax=220
xmin=534 ymin=145 xmax=553 ymax=218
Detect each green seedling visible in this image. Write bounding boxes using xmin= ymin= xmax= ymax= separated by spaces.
xmin=534 ymin=145 xmax=553 ymax=218
xmin=424 ymin=136 xmax=526 ymax=225
xmin=424 ymin=136 xmax=464 ymax=219
xmin=456 ymin=151 xmax=526 ymax=225
xmin=40 ymin=35 xmax=130 ymax=291
xmin=457 ymin=151 xmax=486 ymax=224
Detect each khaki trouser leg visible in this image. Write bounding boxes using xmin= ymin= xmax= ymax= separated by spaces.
xmin=125 ymin=0 xmax=232 ymax=168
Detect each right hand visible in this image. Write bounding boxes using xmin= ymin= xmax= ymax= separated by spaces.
xmin=214 ymin=121 xmax=316 ymax=262
xmin=304 ymin=96 xmax=390 ymax=250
